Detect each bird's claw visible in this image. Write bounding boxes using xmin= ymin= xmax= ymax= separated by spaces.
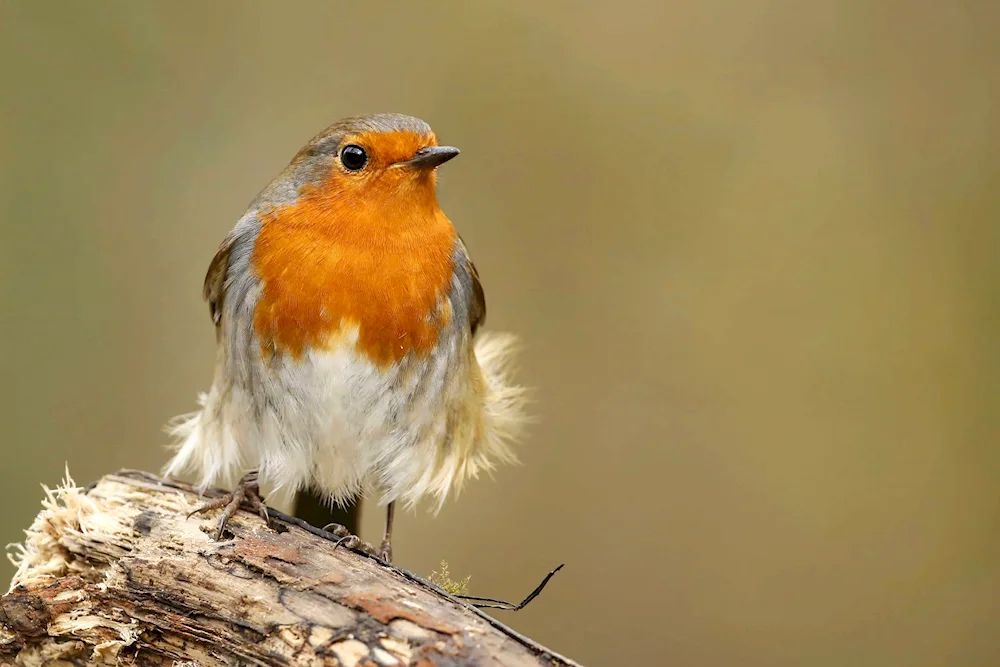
xmin=188 ymin=471 xmax=273 ymax=540
xmin=322 ymin=522 xmax=384 ymax=559
xmin=378 ymin=538 xmax=392 ymax=562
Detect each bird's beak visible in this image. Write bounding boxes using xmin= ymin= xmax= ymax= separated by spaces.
xmin=398 ymin=145 xmax=460 ymax=170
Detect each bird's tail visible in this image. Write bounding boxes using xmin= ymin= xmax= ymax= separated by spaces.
xmin=402 ymin=331 xmax=531 ymax=513
xmin=474 ymin=331 xmax=531 ymax=467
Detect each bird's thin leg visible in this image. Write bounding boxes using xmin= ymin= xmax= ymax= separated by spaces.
xmin=379 ymin=501 xmax=395 ymax=562
xmin=187 ymin=470 xmax=273 ymax=540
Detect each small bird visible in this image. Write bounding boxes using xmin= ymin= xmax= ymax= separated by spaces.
xmin=165 ymin=113 xmax=526 ymax=561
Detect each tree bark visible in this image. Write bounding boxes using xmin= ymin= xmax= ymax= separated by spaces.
xmin=1 ymin=470 xmax=579 ymax=667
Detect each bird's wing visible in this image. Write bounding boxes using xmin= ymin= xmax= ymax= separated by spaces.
xmin=457 ymin=234 xmax=486 ymax=335
xmin=203 ymin=240 xmax=232 ymax=334
xmin=202 ymin=216 xmax=259 ymax=338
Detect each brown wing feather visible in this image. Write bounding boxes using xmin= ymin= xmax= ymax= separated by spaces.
xmin=456 ymin=234 xmax=486 ymax=334
xmin=468 ymin=257 xmax=486 ymax=335
xmin=203 ymin=242 xmax=231 ymax=336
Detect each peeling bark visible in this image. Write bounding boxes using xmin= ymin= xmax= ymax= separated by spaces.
xmin=2 ymin=471 xmax=579 ymax=667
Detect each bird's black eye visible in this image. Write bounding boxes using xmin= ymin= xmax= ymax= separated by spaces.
xmin=340 ymin=144 xmax=368 ymax=171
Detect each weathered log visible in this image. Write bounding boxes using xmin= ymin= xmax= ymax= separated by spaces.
xmin=1 ymin=470 xmax=578 ymax=666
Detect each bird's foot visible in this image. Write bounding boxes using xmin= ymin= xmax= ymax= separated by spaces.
xmin=187 ymin=470 xmax=273 ymax=540
xmin=322 ymin=522 xmax=391 ymax=561
xmin=378 ymin=538 xmax=392 ymax=562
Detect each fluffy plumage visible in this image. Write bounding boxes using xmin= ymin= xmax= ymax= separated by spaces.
xmin=164 ymin=114 xmax=527 ymax=522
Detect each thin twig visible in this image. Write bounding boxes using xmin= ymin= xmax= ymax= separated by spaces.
xmin=456 ymin=563 xmax=565 ymax=610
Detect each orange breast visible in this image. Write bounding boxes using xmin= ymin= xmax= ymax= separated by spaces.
xmin=251 ymin=169 xmax=457 ymax=368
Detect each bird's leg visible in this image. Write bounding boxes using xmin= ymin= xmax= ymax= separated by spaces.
xmin=380 ymin=501 xmax=395 ymax=562
xmin=187 ymin=470 xmax=273 ymax=540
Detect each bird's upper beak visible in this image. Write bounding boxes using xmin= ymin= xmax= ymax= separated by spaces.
xmin=398 ymin=145 xmax=460 ymax=170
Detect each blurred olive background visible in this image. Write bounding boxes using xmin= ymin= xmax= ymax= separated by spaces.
xmin=2 ymin=1 xmax=999 ymax=665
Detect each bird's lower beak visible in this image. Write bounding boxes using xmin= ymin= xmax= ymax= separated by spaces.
xmin=399 ymin=145 xmax=460 ymax=170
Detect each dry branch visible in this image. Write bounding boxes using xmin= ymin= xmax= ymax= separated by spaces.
xmin=1 ymin=470 xmax=578 ymax=667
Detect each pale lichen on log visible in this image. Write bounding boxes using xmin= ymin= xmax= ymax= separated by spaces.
xmin=1 ymin=470 xmax=578 ymax=666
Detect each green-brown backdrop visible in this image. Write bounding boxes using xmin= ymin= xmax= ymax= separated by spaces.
xmin=2 ymin=2 xmax=998 ymax=665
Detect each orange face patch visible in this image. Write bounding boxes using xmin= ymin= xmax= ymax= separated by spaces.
xmin=251 ymin=131 xmax=457 ymax=367
xmin=346 ymin=130 xmax=437 ymax=169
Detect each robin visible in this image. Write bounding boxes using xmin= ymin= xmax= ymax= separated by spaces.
xmin=164 ymin=113 xmax=527 ymax=561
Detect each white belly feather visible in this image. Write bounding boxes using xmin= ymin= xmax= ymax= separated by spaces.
xmin=165 ymin=322 xmax=523 ymax=512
